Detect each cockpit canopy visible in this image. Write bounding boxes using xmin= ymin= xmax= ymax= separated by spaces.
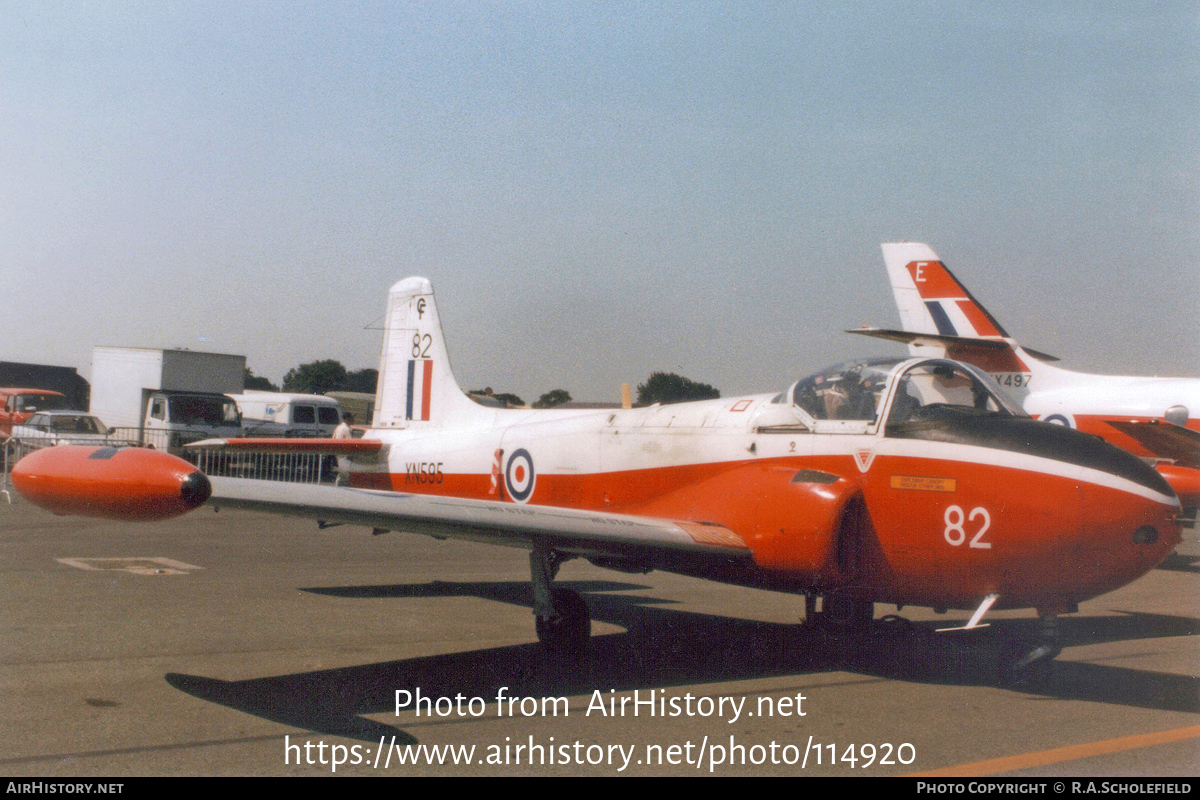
xmin=788 ymin=357 xmax=1024 ymax=431
xmin=793 ymin=358 xmax=898 ymax=422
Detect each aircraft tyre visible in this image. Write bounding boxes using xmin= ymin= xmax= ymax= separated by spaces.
xmin=535 ymin=588 xmax=591 ymax=657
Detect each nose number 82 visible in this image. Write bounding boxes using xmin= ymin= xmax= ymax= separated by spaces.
xmin=944 ymin=505 xmax=992 ymax=549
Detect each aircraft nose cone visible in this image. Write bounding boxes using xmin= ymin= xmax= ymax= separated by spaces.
xmin=1000 ymin=421 xmax=1182 ymax=605
xmin=180 ymin=471 xmax=212 ymax=509
xmin=1073 ymin=480 xmax=1181 ymax=600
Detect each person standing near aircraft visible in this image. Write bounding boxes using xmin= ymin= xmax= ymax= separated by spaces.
xmin=332 ymin=412 xmax=354 ymax=484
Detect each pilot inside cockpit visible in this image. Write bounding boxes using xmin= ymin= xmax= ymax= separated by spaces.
xmin=792 ymin=358 xmax=1020 ymax=428
xmin=793 ymin=360 xmax=895 ymax=422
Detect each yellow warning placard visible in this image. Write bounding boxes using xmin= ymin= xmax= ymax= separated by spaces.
xmin=890 ymin=475 xmax=957 ymax=493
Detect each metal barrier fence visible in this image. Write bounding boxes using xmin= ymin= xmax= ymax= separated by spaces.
xmin=2 ymin=429 xmax=336 ymax=487
xmin=1 ymin=437 xmax=18 ymax=501
xmin=190 ymin=448 xmax=335 ymax=484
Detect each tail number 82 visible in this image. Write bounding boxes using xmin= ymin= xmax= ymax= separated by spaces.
xmin=944 ymin=505 xmax=992 ymax=549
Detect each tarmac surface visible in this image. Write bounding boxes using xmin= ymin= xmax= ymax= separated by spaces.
xmin=1 ymin=490 xmax=1197 ymax=776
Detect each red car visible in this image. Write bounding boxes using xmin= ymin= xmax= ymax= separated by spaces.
xmin=0 ymin=389 xmax=70 ymax=438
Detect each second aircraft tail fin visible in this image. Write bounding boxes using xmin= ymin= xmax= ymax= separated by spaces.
xmin=881 ymin=242 xmax=1011 ymax=340
xmin=870 ymin=243 xmax=1062 ymax=389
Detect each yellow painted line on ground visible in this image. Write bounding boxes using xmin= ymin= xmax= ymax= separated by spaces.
xmin=906 ymin=725 xmax=1200 ymax=777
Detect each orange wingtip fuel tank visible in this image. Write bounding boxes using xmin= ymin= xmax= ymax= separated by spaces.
xmin=10 ymin=446 xmax=212 ymax=521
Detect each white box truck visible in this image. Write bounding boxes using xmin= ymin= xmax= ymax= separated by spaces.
xmin=89 ymin=347 xmax=246 ymax=452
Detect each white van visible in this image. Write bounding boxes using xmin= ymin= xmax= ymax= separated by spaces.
xmin=231 ymin=392 xmax=342 ymax=437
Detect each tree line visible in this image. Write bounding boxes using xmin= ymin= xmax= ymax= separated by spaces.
xmin=244 ymin=361 xmax=377 ymax=395
xmin=247 ymin=362 xmax=720 ymax=408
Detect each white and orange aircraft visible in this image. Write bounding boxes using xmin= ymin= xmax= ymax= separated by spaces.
xmin=10 ymin=277 xmax=1183 ymax=674
xmin=853 ymin=242 xmax=1200 ymax=517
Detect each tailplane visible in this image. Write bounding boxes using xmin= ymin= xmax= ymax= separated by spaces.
xmin=373 ymin=278 xmax=493 ymax=429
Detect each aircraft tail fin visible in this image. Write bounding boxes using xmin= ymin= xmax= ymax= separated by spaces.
xmin=881 ymin=242 xmax=1010 ymax=340
xmin=876 ymin=243 xmax=1065 ymax=384
xmin=373 ymin=278 xmax=493 ymax=429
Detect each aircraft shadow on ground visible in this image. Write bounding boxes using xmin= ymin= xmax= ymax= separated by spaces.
xmin=165 ymin=580 xmax=1200 ymax=742
xmin=1156 ymin=552 xmax=1200 ymax=575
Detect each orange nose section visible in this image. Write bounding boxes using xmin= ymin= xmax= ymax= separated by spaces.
xmin=1070 ymin=482 xmax=1182 ymax=603
xmin=11 ymin=445 xmax=212 ymax=521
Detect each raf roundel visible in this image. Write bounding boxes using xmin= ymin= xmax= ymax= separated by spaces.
xmin=505 ymin=449 xmax=536 ymax=503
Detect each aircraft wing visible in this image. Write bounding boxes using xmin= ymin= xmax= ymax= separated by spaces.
xmin=9 ymin=445 xmax=750 ymax=574
xmin=187 ymin=438 xmax=385 ymax=456
xmin=207 ymin=477 xmax=753 ymax=569
xmin=1105 ymin=420 xmax=1200 ymax=469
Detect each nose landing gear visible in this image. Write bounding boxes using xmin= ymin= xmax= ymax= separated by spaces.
xmin=804 ymin=593 xmax=876 ymax=631
xmin=1000 ymin=614 xmax=1062 ymax=686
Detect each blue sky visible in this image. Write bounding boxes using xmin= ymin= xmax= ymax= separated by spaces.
xmin=2 ymin=2 xmax=1196 ymax=402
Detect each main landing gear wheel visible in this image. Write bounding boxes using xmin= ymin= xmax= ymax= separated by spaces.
xmin=535 ymin=588 xmax=591 ymax=656
xmin=529 ymin=547 xmax=591 ymax=660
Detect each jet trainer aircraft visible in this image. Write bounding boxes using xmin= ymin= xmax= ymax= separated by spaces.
xmin=853 ymin=242 xmax=1200 ymax=519
xmin=10 ymin=277 xmax=1182 ymax=675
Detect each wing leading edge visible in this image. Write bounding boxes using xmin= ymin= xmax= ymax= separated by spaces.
xmin=207 ymin=477 xmax=751 ymax=570
xmin=187 ymin=438 xmax=385 ymax=455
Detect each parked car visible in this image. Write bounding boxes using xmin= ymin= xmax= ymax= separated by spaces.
xmin=0 ymin=388 xmax=70 ymax=437
xmin=9 ymin=411 xmax=131 ymax=456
